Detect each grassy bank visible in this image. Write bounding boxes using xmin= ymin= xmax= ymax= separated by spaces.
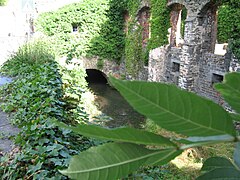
xmin=0 ymin=40 xmax=98 ymax=179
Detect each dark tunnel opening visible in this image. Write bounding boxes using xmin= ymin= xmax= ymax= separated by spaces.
xmin=85 ymin=69 xmax=108 ymax=84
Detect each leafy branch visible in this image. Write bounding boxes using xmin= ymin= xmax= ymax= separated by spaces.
xmin=59 ymin=72 xmax=240 ymax=179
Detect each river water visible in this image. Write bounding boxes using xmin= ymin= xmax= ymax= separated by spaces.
xmin=86 ymin=70 xmax=145 ymax=128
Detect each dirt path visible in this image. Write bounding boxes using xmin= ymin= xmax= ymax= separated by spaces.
xmin=0 ymin=77 xmax=19 ymax=154
xmin=0 ymin=111 xmax=19 ymax=153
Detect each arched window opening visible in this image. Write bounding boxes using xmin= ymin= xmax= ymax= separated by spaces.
xmin=169 ymin=4 xmax=187 ymax=47
xmin=137 ymin=7 xmax=151 ymax=48
xmin=198 ymin=2 xmax=218 ymax=53
xmin=214 ymin=4 xmax=234 ymax=56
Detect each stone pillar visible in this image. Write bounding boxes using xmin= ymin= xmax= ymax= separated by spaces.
xmin=179 ymin=16 xmax=201 ymax=91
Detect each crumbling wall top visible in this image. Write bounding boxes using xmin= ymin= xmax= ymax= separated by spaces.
xmin=167 ymin=0 xmax=213 ymax=16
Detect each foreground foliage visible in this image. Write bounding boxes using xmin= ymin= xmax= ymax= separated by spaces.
xmin=59 ymin=72 xmax=240 ymax=179
xmin=0 ymin=40 xmax=96 ymax=179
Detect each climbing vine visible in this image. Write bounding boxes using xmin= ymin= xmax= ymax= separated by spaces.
xmin=36 ymin=0 xmax=126 ymax=62
xmin=125 ymin=24 xmax=144 ymax=78
xmin=217 ymin=0 xmax=240 ymax=59
xmin=124 ymin=0 xmax=171 ymax=76
xmin=148 ymin=0 xmax=171 ymax=51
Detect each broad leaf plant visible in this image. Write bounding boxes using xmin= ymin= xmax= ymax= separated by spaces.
xmin=58 ymin=72 xmax=240 ymax=179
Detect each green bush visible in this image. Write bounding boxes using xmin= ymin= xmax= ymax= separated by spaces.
xmin=218 ymin=1 xmax=240 ymax=59
xmin=0 ymin=40 xmax=98 ymax=179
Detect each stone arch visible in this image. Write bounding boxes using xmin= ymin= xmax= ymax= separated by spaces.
xmin=167 ymin=1 xmax=187 ymax=9
xmin=198 ymin=1 xmax=219 ymax=53
xmin=168 ymin=3 xmax=187 ymax=47
xmin=85 ymin=69 xmax=108 ymax=84
xmin=137 ymin=6 xmax=151 ymax=48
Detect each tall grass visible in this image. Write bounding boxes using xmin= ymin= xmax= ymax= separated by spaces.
xmin=0 ymin=40 xmax=55 ymax=76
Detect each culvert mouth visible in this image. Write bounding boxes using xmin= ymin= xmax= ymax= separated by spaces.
xmin=85 ymin=69 xmax=108 ymax=84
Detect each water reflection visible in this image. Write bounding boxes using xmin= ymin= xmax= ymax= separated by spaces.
xmin=86 ymin=70 xmax=145 ymax=128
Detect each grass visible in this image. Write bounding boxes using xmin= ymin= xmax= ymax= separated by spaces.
xmin=139 ymin=119 xmax=235 ymax=179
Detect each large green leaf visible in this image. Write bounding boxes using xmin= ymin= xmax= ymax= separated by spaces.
xmin=197 ymin=168 xmax=240 ymax=180
xmin=178 ymin=135 xmax=235 ymax=149
xmin=197 ymin=157 xmax=240 ymax=180
xmin=60 ymin=143 xmax=181 ymax=180
xmin=110 ymin=77 xmax=235 ymax=137
xmin=56 ymin=122 xmax=176 ymax=147
xmin=201 ymin=157 xmax=236 ymax=172
xmin=215 ymin=72 xmax=240 ymax=114
xmin=234 ymin=142 xmax=240 ymax=169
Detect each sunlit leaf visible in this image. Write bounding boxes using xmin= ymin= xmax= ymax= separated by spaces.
xmin=215 ymin=72 xmax=240 ymax=114
xmin=60 ymin=143 xmax=181 ymax=180
xmin=177 ymin=135 xmax=235 ymax=149
xmin=234 ymin=142 xmax=240 ymax=169
xmin=56 ymin=122 xmax=176 ymax=147
xmin=197 ymin=168 xmax=240 ymax=180
xmin=197 ymin=157 xmax=240 ymax=179
xmin=201 ymin=157 xmax=236 ymax=172
xmin=110 ymin=77 xmax=235 ymax=137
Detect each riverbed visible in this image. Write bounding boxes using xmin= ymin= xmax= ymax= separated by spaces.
xmin=86 ymin=70 xmax=145 ymax=128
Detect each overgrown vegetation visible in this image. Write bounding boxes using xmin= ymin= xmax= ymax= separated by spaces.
xmin=35 ymin=0 xmax=240 ymax=77
xmin=147 ymin=0 xmax=170 ymax=50
xmin=35 ymin=0 xmax=173 ymax=77
xmin=35 ymin=0 xmax=126 ymax=61
xmin=0 ymin=0 xmax=7 ymax=6
xmin=218 ymin=0 xmax=240 ymax=59
xmin=0 ymin=40 xmax=99 ymax=179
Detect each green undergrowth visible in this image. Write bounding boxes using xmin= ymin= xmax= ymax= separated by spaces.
xmin=0 ymin=40 xmax=100 ymax=179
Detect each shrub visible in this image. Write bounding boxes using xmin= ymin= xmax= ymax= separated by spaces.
xmin=0 ymin=40 xmax=98 ymax=179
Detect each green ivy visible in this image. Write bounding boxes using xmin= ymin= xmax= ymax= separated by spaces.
xmin=36 ymin=0 xmax=126 ymax=62
xmin=0 ymin=40 xmax=99 ymax=179
xmin=217 ymin=1 xmax=240 ymax=59
xmin=125 ymin=25 xmax=144 ymax=77
xmin=148 ymin=0 xmax=171 ymax=50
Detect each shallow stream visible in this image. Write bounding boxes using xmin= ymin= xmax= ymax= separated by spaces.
xmin=86 ymin=70 xmax=145 ymax=128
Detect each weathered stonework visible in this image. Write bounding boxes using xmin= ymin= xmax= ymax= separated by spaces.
xmin=71 ymin=0 xmax=239 ymax=106
xmin=79 ymin=56 xmax=124 ymax=79
xmin=148 ymin=0 xmax=240 ymax=104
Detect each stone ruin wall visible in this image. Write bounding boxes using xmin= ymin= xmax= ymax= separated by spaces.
xmin=58 ymin=0 xmax=240 ymax=107
xmin=147 ymin=0 xmax=240 ymax=105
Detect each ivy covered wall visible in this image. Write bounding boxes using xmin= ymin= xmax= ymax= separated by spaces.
xmin=36 ymin=0 xmax=126 ymax=61
xmin=35 ymin=0 xmax=240 ymax=73
xmin=148 ymin=0 xmax=170 ymax=51
xmin=217 ymin=0 xmax=240 ymax=59
xmin=124 ymin=0 xmax=171 ymax=76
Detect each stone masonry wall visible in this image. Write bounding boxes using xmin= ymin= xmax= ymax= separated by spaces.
xmin=197 ymin=53 xmax=226 ymax=104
